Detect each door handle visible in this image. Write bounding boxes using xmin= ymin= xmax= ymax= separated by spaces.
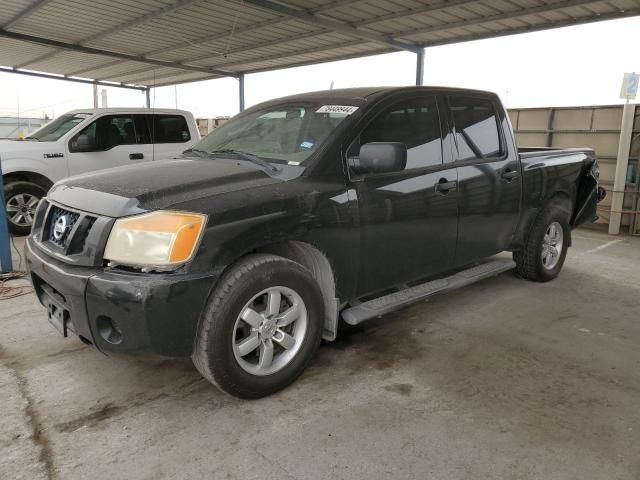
xmin=435 ymin=178 xmax=457 ymax=194
xmin=501 ymin=169 xmax=519 ymax=181
xmin=129 ymin=153 xmax=144 ymax=160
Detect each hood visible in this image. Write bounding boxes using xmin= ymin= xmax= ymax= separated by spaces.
xmin=0 ymin=139 xmax=59 ymax=158
xmin=48 ymin=158 xmax=283 ymax=217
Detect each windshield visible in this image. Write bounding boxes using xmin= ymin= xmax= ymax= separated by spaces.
xmin=193 ymin=103 xmax=357 ymax=165
xmin=27 ymin=113 xmax=91 ymax=142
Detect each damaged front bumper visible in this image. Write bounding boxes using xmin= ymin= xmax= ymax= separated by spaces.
xmin=26 ymin=237 xmax=218 ymax=357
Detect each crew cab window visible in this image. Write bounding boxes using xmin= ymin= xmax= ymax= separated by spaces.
xmin=70 ymin=115 xmax=142 ymax=152
xmin=449 ymin=96 xmax=504 ymax=161
xmin=148 ymin=114 xmax=191 ymax=143
xmin=359 ymin=96 xmax=442 ymax=169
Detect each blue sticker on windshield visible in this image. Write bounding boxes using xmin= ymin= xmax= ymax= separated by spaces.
xmin=300 ymin=141 xmax=314 ymax=149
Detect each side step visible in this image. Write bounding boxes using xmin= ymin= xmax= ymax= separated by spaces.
xmin=341 ymin=257 xmax=516 ymax=325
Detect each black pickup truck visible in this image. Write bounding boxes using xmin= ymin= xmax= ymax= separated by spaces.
xmin=25 ymin=87 xmax=604 ymax=398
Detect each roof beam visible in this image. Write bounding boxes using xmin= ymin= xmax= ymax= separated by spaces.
xmin=1 ymin=0 xmax=55 ymax=29
xmin=0 ymin=67 xmax=147 ymax=90
xmin=241 ymin=0 xmax=423 ymax=53
xmin=0 ymin=29 xmax=237 ymax=78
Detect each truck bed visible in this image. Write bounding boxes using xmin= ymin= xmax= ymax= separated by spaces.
xmin=518 ymin=146 xmax=595 ymax=160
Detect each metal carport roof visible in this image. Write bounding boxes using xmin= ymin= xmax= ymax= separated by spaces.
xmin=1 ymin=0 xmax=639 ymax=92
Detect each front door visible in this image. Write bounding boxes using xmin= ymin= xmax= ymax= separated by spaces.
xmin=446 ymin=95 xmax=522 ymax=266
xmin=66 ymin=114 xmax=152 ymax=176
xmin=349 ymin=95 xmax=459 ymax=296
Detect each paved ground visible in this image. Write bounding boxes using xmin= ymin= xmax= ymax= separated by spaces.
xmin=2 ymin=228 xmax=640 ymax=480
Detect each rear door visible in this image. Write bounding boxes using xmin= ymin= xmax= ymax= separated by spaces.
xmin=66 ymin=114 xmax=152 ymax=176
xmin=446 ymin=94 xmax=521 ymax=266
xmin=349 ymin=94 xmax=459 ymax=295
xmin=146 ymin=114 xmax=194 ymax=160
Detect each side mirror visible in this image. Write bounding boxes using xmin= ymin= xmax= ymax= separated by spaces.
xmin=71 ymin=133 xmax=93 ymax=152
xmin=352 ymin=142 xmax=407 ymax=175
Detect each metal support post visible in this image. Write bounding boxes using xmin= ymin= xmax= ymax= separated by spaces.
xmin=0 ymin=158 xmax=13 ymax=273
xmin=238 ymin=74 xmax=245 ymax=112
xmin=145 ymin=88 xmax=151 ymax=108
xmin=92 ymin=83 xmax=99 ymax=108
xmin=609 ymin=100 xmax=635 ymax=235
xmin=415 ymin=49 xmax=425 ymax=86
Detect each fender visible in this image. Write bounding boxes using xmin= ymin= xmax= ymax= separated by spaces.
xmin=2 ymin=157 xmax=66 ymax=184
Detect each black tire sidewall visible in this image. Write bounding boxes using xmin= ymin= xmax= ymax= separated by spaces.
xmin=4 ymin=181 xmax=47 ymax=235
xmin=205 ymin=259 xmax=324 ymax=398
xmin=533 ymin=208 xmax=570 ymax=281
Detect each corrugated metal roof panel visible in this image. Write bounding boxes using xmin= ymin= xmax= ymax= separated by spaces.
xmin=0 ymin=0 xmax=638 ymax=88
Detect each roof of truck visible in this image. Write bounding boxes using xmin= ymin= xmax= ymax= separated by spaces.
xmin=255 ymin=86 xmax=499 ymax=108
xmin=66 ymin=108 xmax=194 ymax=116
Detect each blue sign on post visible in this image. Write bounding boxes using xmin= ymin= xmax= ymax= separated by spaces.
xmin=0 ymin=156 xmax=14 ymax=273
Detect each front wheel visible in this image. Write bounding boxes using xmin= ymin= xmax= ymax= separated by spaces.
xmin=513 ymin=202 xmax=570 ymax=282
xmin=192 ymin=254 xmax=324 ymax=398
xmin=4 ymin=181 xmax=47 ymax=235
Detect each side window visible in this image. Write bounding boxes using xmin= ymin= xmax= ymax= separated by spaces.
xmin=148 ymin=115 xmax=191 ymax=143
xmin=70 ymin=115 xmax=136 ymax=152
xmin=359 ymin=96 xmax=442 ymax=170
xmin=108 ymin=116 xmax=137 ymax=146
xmin=449 ymin=96 xmax=504 ymax=161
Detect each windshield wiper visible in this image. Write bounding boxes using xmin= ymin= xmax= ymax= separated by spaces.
xmin=183 ymin=147 xmax=209 ymax=158
xmin=209 ymin=149 xmax=279 ymax=173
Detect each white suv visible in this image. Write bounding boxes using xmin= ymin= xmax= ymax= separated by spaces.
xmin=1 ymin=108 xmax=200 ymax=234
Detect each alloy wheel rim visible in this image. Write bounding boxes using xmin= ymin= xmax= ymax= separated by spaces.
xmin=541 ymin=221 xmax=563 ymax=270
xmin=6 ymin=193 xmax=40 ymax=227
xmin=232 ymin=286 xmax=308 ymax=376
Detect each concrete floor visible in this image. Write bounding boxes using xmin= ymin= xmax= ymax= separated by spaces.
xmin=1 ymin=228 xmax=639 ymax=480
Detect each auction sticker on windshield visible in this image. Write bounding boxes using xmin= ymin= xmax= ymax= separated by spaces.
xmin=316 ymin=105 xmax=359 ymax=115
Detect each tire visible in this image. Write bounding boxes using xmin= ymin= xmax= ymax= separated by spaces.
xmin=4 ymin=181 xmax=48 ymax=235
xmin=513 ymin=200 xmax=571 ymax=282
xmin=192 ymin=254 xmax=325 ymax=398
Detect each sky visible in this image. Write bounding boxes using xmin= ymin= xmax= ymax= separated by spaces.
xmin=0 ymin=16 xmax=638 ymax=121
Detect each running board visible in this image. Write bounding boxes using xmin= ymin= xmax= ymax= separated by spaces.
xmin=341 ymin=258 xmax=516 ymax=325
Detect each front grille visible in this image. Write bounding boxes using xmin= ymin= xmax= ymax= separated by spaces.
xmin=48 ymin=207 xmax=80 ymax=247
xmin=40 ymin=203 xmax=98 ymax=256
xmin=33 ymin=199 xmax=112 ymax=267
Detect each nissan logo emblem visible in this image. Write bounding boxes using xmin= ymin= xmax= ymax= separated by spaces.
xmin=53 ymin=215 xmax=69 ymax=241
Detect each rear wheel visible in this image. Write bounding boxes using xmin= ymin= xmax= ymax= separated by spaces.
xmin=4 ymin=181 xmax=47 ymax=235
xmin=513 ymin=201 xmax=570 ymax=282
xmin=192 ymin=254 xmax=324 ymax=398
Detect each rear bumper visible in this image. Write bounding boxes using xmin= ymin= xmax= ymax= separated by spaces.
xmin=26 ymin=237 xmax=218 ymax=357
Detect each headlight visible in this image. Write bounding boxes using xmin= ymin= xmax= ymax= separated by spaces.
xmin=104 ymin=211 xmax=206 ymax=270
